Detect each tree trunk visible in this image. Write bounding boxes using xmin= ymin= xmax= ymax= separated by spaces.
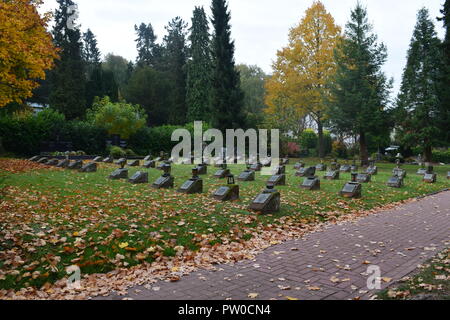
xmin=359 ymin=131 xmax=369 ymax=166
xmin=424 ymin=145 xmax=433 ymax=163
xmin=317 ymin=119 xmax=324 ymax=159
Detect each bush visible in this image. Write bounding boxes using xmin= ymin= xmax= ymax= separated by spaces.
xmin=432 ymin=149 xmax=450 ymax=164
xmin=299 ymin=129 xmax=318 ymax=150
xmin=332 ymin=141 xmax=348 ymax=159
xmin=108 ymin=146 xmax=126 ymax=158
xmin=59 ymin=121 xmax=108 ymax=155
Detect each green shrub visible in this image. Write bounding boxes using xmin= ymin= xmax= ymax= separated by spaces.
xmin=108 ymin=146 xmax=127 ymax=158
xmin=432 ymin=149 xmax=450 ymax=164
xmin=299 ymin=129 xmax=318 ymax=150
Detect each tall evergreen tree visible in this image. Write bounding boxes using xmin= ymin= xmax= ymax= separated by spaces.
xmin=49 ymin=0 xmax=86 ymax=120
xmin=397 ymin=8 xmax=443 ymax=162
xmin=82 ymin=29 xmax=101 ymax=66
xmin=438 ymin=0 xmax=450 ymax=145
xmin=328 ymin=4 xmax=391 ymax=165
xmin=161 ymin=17 xmax=189 ymax=125
xmin=210 ymin=0 xmax=245 ymax=131
xmin=186 ymin=6 xmax=213 ymax=123
xmin=134 ymin=23 xmax=161 ymax=68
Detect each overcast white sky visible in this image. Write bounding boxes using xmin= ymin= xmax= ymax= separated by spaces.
xmin=39 ymin=0 xmax=446 ymax=95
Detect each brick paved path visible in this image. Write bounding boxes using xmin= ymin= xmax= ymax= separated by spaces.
xmin=101 ymin=191 xmax=450 ymax=300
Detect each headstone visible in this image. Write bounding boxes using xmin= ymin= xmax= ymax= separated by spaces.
xmin=152 ymin=164 xmax=174 ymax=189
xmin=46 ymin=159 xmax=59 ymax=166
xmin=143 ymin=160 xmax=156 ymax=169
xmin=261 ymin=158 xmax=272 ymax=167
xmin=115 ymin=158 xmax=127 ymax=167
xmin=272 ymin=165 xmax=286 ymax=175
xmin=294 ymin=162 xmax=305 ymax=170
xmin=109 ymin=168 xmax=128 ymax=180
xmin=80 ymin=162 xmax=97 ymax=173
xmin=154 ymin=157 xmax=162 ymax=162
xmin=29 ymin=156 xmax=40 ymax=162
xmin=351 ymin=161 xmax=358 ymax=172
xmin=67 ymin=160 xmax=83 ymax=170
xmin=296 ymin=166 xmax=316 ymax=177
xmin=144 ymin=155 xmax=152 ymax=162
xmin=178 ymin=168 xmax=203 ymax=194
xmin=129 ymin=171 xmax=149 ymax=184
xmin=128 ymin=160 xmax=140 ymax=167
xmin=56 ymin=159 xmax=70 ymax=168
xmin=267 ymin=173 xmax=286 ymax=186
xmin=300 ymin=176 xmax=320 ymax=190
xmin=212 ymin=175 xmax=239 ymax=201
xmin=387 ymin=174 xmax=403 ymax=188
xmin=280 ymin=158 xmax=289 ymax=166
xmin=250 ymin=162 xmax=262 ymax=172
xmin=340 ymin=164 xmax=351 ymax=173
xmin=356 ymin=173 xmax=371 ymax=183
xmin=417 ymin=167 xmax=427 ymax=175
xmin=423 ymin=166 xmax=437 ymax=184
xmin=93 ymin=156 xmax=103 ymax=162
xmin=238 ymin=165 xmax=256 ymax=182
xmin=214 ymin=164 xmax=231 ymax=179
xmin=37 ymin=157 xmax=48 ymax=164
xmin=393 ymin=160 xmax=407 ymax=179
xmin=249 ymin=185 xmax=281 ymax=214
xmin=316 ymin=163 xmax=327 ymax=171
xmin=103 ymin=157 xmax=113 ymax=163
xmin=340 ymin=173 xmax=362 ymax=198
xmin=324 ymin=170 xmax=340 ymax=180
xmin=196 ymin=163 xmax=208 ymax=175
xmin=330 ymin=159 xmax=340 ymax=171
xmin=366 ymin=166 xmax=378 ymax=175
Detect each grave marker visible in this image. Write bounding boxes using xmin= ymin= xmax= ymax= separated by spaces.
xmin=324 ymin=170 xmax=340 ymax=180
xmin=387 ymin=174 xmax=403 ymax=188
xmin=152 ymin=164 xmax=174 ymax=189
xmin=93 ymin=156 xmax=103 ymax=162
xmin=212 ymin=174 xmax=239 ymax=201
xmin=238 ymin=165 xmax=256 ymax=182
xmin=340 ymin=173 xmax=362 ymax=198
xmin=37 ymin=157 xmax=48 ymax=164
xmin=296 ymin=166 xmax=316 ymax=177
xmin=423 ymin=166 xmax=437 ymax=184
xmin=178 ymin=168 xmax=203 ymax=194
xmin=80 ymin=162 xmax=97 ymax=173
xmin=128 ymin=160 xmax=140 ymax=167
xmin=109 ymin=162 xmax=128 ymax=180
xmin=68 ymin=160 xmax=83 ymax=170
xmin=214 ymin=164 xmax=231 ymax=179
xmin=249 ymin=184 xmax=281 ymax=214
xmin=47 ymin=159 xmax=59 ymax=166
xmin=300 ymin=175 xmax=321 ymax=190
xmin=143 ymin=160 xmax=156 ymax=169
xmin=103 ymin=157 xmax=113 ymax=163
xmin=129 ymin=171 xmax=149 ymax=184
xmin=29 ymin=156 xmax=40 ymax=162
xmin=356 ymin=173 xmax=371 ymax=183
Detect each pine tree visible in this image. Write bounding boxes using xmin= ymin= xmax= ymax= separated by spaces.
xmin=397 ymin=8 xmax=443 ymax=162
xmin=328 ymin=3 xmax=391 ymax=165
xmin=49 ymin=0 xmax=86 ymax=120
xmin=210 ymin=0 xmax=245 ymax=131
xmin=161 ymin=17 xmax=189 ymax=125
xmin=186 ymin=6 xmax=213 ymax=123
xmin=134 ymin=23 xmax=161 ymax=68
xmin=438 ymin=0 xmax=450 ymax=145
xmin=82 ymin=29 xmax=101 ymax=66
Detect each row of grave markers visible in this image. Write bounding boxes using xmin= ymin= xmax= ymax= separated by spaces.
xmin=28 ymin=155 xmax=448 ymax=214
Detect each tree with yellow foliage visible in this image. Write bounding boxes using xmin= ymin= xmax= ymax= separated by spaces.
xmin=265 ymin=1 xmax=341 ymax=158
xmin=0 ymin=0 xmax=58 ymax=107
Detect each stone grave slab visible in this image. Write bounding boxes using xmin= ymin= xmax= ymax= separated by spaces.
xmin=423 ymin=173 xmax=437 ymax=184
xmin=214 ymin=168 xmax=230 ymax=179
xmin=129 ymin=171 xmax=149 ymax=184
xmin=356 ymin=173 xmax=371 ymax=183
xmin=249 ymin=186 xmax=281 ymax=214
xmin=340 ymin=165 xmax=351 ymax=173
xmin=80 ymin=162 xmax=97 ymax=173
xmin=316 ymin=163 xmax=327 ymax=171
xmin=47 ymin=159 xmax=59 ymax=166
xmin=128 ymin=160 xmax=140 ymax=167
xmin=366 ymin=166 xmax=378 ymax=175
xmin=294 ymin=162 xmax=305 ymax=170
xmin=324 ymin=170 xmax=340 ymax=180
xmin=300 ymin=176 xmax=321 ymax=190
xmin=143 ymin=160 xmax=156 ymax=169
xmin=212 ymin=185 xmax=239 ymax=201
xmin=109 ymin=168 xmax=128 ymax=180
xmin=387 ymin=175 xmax=403 ymax=188
xmin=267 ymin=174 xmax=286 ymax=186
xmin=67 ymin=160 xmax=83 ymax=170
xmin=115 ymin=158 xmax=127 ymax=167
xmin=56 ymin=159 xmax=70 ymax=168
xmin=29 ymin=156 xmax=40 ymax=162
xmin=238 ymin=170 xmax=255 ymax=182
xmin=296 ymin=166 xmax=316 ymax=177
xmin=103 ymin=157 xmax=113 ymax=163
xmin=37 ymin=157 xmax=48 ymax=164
xmin=93 ymin=157 xmax=103 ymax=162
xmin=340 ymin=182 xmax=362 ymax=198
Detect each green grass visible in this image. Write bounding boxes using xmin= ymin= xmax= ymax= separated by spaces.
xmin=377 ymin=248 xmax=449 ymax=300
xmin=0 ymin=159 xmax=449 ymax=291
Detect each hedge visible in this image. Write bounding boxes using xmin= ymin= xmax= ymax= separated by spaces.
xmin=432 ymin=149 xmax=450 ymax=164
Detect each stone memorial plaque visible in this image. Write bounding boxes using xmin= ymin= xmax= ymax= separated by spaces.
xmin=128 ymin=160 xmax=140 ymax=167
xmin=29 ymin=156 xmax=40 ymax=162
xmin=296 ymin=166 xmax=316 ymax=177
xmin=37 ymin=157 xmax=48 ymax=164
xmin=272 ymin=166 xmax=286 ymax=175
xmin=115 ymin=158 xmax=126 ymax=166
xmin=281 ymin=158 xmax=289 ymax=166
xmin=351 ymin=165 xmax=358 ymax=172
xmin=316 ymin=164 xmax=327 ymax=171
xmin=250 ymin=163 xmax=262 ymax=172
xmin=300 ymin=177 xmax=320 ymax=190
xmin=340 ymin=165 xmax=351 ymax=173
xmin=324 ymin=171 xmax=339 ymax=180
xmin=144 ymin=155 xmax=152 ymax=162
xmin=212 ymin=185 xmax=239 ymax=201
xmin=215 ymin=187 xmax=229 ymax=197
xmin=249 ymin=187 xmax=281 ymax=214
xmin=417 ymin=168 xmax=427 ymax=175
xmin=366 ymin=166 xmax=378 ymax=175
xmin=238 ymin=170 xmax=255 ymax=182
xmin=152 ymin=175 xmax=174 ymax=189
xmin=267 ymin=174 xmax=286 ymax=186
xmin=56 ymin=159 xmax=70 ymax=168
xmin=356 ymin=173 xmax=371 ymax=183
xmin=294 ymin=162 xmax=305 ymax=170
xmin=47 ymin=159 xmax=59 ymax=166
xmin=214 ymin=169 xmax=230 ymax=179
xmin=340 ymin=182 xmax=362 ymax=198
xmin=68 ymin=160 xmax=83 ymax=170
xmin=129 ymin=171 xmax=148 ymax=184
xmin=262 ymin=159 xmax=272 ymax=167
xmin=93 ymin=157 xmax=103 ymax=162
xmin=387 ymin=176 xmax=403 ymax=188
xmin=103 ymin=157 xmax=113 ymax=163
xmin=109 ymin=168 xmax=128 ymax=180
xmin=80 ymin=162 xmax=97 ymax=173
xmin=393 ymin=168 xmax=407 ymax=179
xmin=423 ymin=173 xmax=437 ymax=184
xmin=196 ymin=164 xmax=207 ymax=175
xmin=143 ymin=160 xmax=156 ymax=169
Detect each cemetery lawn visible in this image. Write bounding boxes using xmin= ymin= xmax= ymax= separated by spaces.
xmin=377 ymin=248 xmax=450 ymax=300
xmin=0 ymin=158 xmax=449 ymax=291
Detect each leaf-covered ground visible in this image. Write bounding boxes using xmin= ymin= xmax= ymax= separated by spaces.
xmin=0 ymin=158 xmax=449 ymax=298
xmin=377 ymin=248 xmax=449 ymax=300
